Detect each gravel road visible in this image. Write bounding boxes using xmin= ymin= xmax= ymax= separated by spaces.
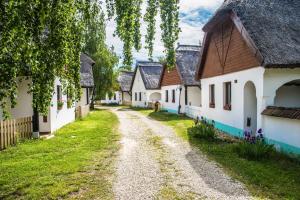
xmin=111 ymin=108 xmax=251 ymax=200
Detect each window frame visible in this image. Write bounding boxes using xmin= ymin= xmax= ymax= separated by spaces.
xmin=223 ymin=81 xmax=232 ymax=110
xmin=165 ymin=90 xmax=169 ymax=102
xmin=172 ymin=89 xmax=175 ymax=103
xmin=57 ymin=85 xmax=62 ymax=101
xmin=209 ymin=84 xmax=215 ymax=108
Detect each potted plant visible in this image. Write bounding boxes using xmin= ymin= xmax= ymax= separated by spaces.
xmin=57 ymin=100 xmax=64 ymax=110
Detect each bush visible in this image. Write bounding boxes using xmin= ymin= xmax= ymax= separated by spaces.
xmin=234 ymin=129 xmax=275 ymax=160
xmin=234 ymin=141 xmax=275 ymax=160
xmin=188 ymin=123 xmax=216 ymax=140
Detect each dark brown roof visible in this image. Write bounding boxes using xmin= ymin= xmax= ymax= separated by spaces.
xmin=262 ymin=106 xmax=300 ymax=120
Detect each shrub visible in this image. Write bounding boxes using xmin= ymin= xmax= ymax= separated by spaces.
xmin=234 ymin=129 xmax=275 ymax=160
xmin=188 ymin=122 xmax=216 ymax=140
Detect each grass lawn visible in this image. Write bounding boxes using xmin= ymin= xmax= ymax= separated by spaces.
xmin=0 ymin=109 xmax=120 ymax=200
xmin=134 ymin=108 xmax=300 ymax=200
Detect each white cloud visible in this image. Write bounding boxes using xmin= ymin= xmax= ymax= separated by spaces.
xmin=105 ymin=0 xmax=223 ymax=68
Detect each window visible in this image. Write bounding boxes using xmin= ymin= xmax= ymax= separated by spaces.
xmin=113 ymin=93 xmax=116 ymax=100
xmin=43 ymin=116 xmax=47 ymax=123
xmin=224 ymin=82 xmax=231 ymax=110
xmin=86 ymin=88 xmax=89 ymax=105
xmin=57 ymin=85 xmax=62 ymax=101
xmin=135 ymin=92 xmax=137 ymax=101
xmin=209 ymin=84 xmax=215 ymax=108
xmin=165 ymin=90 xmax=169 ymax=102
xmin=185 ymin=86 xmax=188 ymax=105
xmin=172 ymin=89 xmax=175 ymax=103
xmin=139 ymin=92 xmax=142 ymax=101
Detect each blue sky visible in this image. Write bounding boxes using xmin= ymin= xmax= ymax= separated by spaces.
xmin=105 ymin=0 xmax=223 ymax=67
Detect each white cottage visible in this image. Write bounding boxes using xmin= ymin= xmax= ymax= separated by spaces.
xmin=192 ymin=0 xmax=300 ymax=154
xmin=131 ymin=61 xmax=163 ymax=108
xmin=101 ymin=92 xmax=121 ymax=105
xmin=160 ymin=44 xmax=201 ymax=114
xmin=75 ymin=53 xmax=95 ymax=118
xmin=117 ymin=71 xmax=134 ymax=105
xmin=0 ymin=53 xmax=95 ymax=135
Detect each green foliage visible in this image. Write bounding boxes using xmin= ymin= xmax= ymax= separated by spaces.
xmin=0 ymin=0 xmax=97 ymax=118
xmin=82 ymin=4 xmax=119 ymax=101
xmin=187 ymin=123 xmax=216 ymax=140
xmin=234 ymin=141 xmax=275 ymax=160
xmin=106 ymin=0 xmax=180 ymax=68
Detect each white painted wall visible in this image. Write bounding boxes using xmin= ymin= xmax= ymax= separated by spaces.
xmin=122 ymin=92 xmax=132 ymax=105
xmin=274 ymin=85 xmax=300 ymax=107
xmin=101 ymin=91 xmax=121 ymax=104
xmin=39 ymin=78 xmax=75 ymax=133
xmin=132 ymin=68 xmax=148 ymax=107
xmin=187 ymin=86 xmax=202 ymax=107
xmin=263 ymin=116 xmax=300 ymax=153
xmin=161 ymin=85 xmax=184 ymax=113
xmin=199 ymin=67 xmax=265 ymax=131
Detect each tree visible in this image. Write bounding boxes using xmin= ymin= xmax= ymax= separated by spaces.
xmin=106 ymin=0 xmax=180 ymax=68
xmin=0 ymin=0 xmax=180 ymax=118
xmin=82 ymin=4 xmax=119 ymax=101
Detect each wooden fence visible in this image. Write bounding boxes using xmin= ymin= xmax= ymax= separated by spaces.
xmin=0 ymin=117 xmax=32 ymax=150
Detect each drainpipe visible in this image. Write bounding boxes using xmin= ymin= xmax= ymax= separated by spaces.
xmin=178 ymin=85 xmax=183 ymax=114
xmin=32 ymin=107 xmax=39 ymax=138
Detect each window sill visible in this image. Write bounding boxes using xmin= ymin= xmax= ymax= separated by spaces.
xmin=209 ymin=103 xmax=215 ymax=108
xmin=224 ymin=104 xmax=232 ymax=110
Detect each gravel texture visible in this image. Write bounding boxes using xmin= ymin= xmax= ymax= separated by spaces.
xmin=111 ymin=108 xmax=252 ymax=200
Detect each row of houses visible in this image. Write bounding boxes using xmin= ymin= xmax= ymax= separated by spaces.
xmin=106 ymin=0 xmax=300 ymax=155
xmin=0 ymin=53 xmax=95 ymax=136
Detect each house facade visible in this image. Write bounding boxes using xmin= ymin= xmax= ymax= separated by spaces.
xmin=160 ymin=44 xmax=201 ymax=114
xmin=101 ymin=92 xmax=121 ymax=105
xmin=1 ymin=53 xmax=95 ymax=135
xmin=131 ymin=61 xmax=163 ymax=108
xmin=75 ymin=53 xmax=95 ymax=118
xmin=192 ymin=0 xmax=300 ymax=154
xmin=117 ymin=71 xmax=134 ymax=105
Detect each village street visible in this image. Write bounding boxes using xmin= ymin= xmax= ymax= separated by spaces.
xmin=110 ymin=107 xmax=251 ymax=200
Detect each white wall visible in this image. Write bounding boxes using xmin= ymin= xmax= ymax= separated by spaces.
xmin=187 ymin=86 xmax=201 ymax=107
xmin=0 ymin=77 xmax=33 ymax=121
xmin=200 ymin=67 xmax=265 ymax=133
xmin=122 ymin=92 xmax=131 ymax=104
xmin=161 ymin=85 xmax=184 ymax=113
xmin=101 ymin=91 xmax=121 ymax=104
xmin=274 ymin=85 xmax=300 ymax=107
xmin=148 ymin=92 xmax=161 ymax=102
xmin=263 ymin=116 xmax=300 ymax=153
xmin=39 ymin=78 xmax=75 ymax=133
xmin=132 ymin=68 xmax=147 ymax=107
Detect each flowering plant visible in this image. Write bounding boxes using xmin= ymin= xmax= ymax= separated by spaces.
xmin=57 ymin=100 xmax=64 ymax=110
xmin=243 ymin=128 xmax=264 ymax=144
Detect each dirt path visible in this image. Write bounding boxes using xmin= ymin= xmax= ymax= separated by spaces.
xmin=111 ymin=107 xmax=251 ymax=200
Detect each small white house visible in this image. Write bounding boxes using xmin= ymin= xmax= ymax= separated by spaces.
xmin=0 ymin=53 xmax=95 ymax=135
xmin=75 ymin=53 xmax=95 ymax=118
xmin=192 ymin=0 xmax=300 ymax=154
xmin=118 ymin=71 xmax=134 ymax=105
xmin=160 ymin=44 xmax=201 ymax=114
xmin=101 ymin=92 xmax=121 ymax=104
xmin=131 ymin=61 xmax=163 ymax=108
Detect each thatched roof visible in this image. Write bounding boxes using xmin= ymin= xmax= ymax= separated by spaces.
xmin=80 ymin=53 xmax=95 ymax=88
xmin=176 ymin=45 xmax=201 ymax=86
xmin=262 ymin=106 xmax=300 ymax=120
xmin=118 ymin=71 xmax=134 ymax=92
xmin=202 ymin=0 xmax=300 ymax=68
xmin=131 ymin=61 xmax=163 ymax=90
